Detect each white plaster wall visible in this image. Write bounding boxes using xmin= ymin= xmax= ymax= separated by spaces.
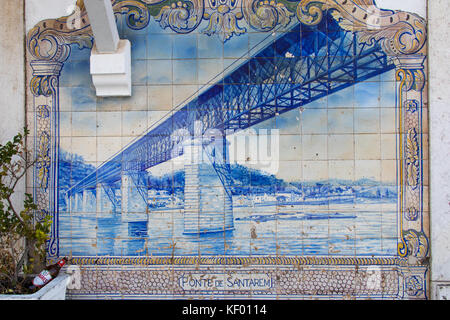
xmin=429 ymin=0 xmax=450 ymax=299
xmin=0 ymin=1 xmax=25 ymax=143
xmin=0 ymin=0 xmax=25 ymax=210
xmin=376 ymin=0 xmax=426 ymax=18
xmin=26 ymin=0 xmax=76 ymax=31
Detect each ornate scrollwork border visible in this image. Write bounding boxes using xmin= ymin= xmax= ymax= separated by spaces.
xmin=295 ymin=0 xmax=426 ymax=55
xmin=26 ymin=0 xmax=429 ymax=299
xmin=27 ymin=0 xmax=428 ymax=54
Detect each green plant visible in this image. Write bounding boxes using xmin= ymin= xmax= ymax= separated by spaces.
xmin=0 ymin=128 xmax=52 ymax=294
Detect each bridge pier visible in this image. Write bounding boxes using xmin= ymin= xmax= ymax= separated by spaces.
xmin=97 ymin=184 xmax=105 ymax=214
xmin=183 ymin=137 xmax=234 ymax=235
xmin=72 ymin=192 xmax=82 ymax=213
xmin=68 ymin=194 xmax=74 ymax=212
xmin=121 ymin=171 xmax=148 ymax=214
xmin=82 ymin=188 xmax=96 ymax=213
xmin=96 ymin=183 xmax=115 ymax=213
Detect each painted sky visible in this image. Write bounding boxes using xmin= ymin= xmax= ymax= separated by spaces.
xmin=59 ymin=17 xmax=398 ymax=184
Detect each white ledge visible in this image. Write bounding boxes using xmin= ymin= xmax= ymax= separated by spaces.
xmin=0 ymin=273 xmax=71 ymax=300
xmin=90 ymin=39 xmax=132 ymax=97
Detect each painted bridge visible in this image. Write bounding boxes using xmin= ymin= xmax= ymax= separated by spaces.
xmin=66 ymin=13 xmax=395 ymax=235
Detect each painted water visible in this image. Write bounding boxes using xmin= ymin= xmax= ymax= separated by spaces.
xmin=59 ymin=200 xmax=397 ymax=257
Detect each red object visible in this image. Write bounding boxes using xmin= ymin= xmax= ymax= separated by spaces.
xmin=31 ymin=257 xmax=68 ymax=288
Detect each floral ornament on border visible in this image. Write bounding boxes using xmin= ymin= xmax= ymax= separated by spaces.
xmin=203 ymin=0 xmax=246 ymax=42
xmin=242 ymin=0 xmax=294 ymax=32
xmin=405 ymin=207 xmax=419 ymax=222
xmin=114 ymin=0 xmax=153 ymax=30
xmin=152 ymin=0 xmax=296 ymax=41
xmin=36 ymin=132 xmax=51 ymax=191
xmin=155 ymin=0 xmax=204 ymax=34
xmin=405 ymin=99 xmax=420 ymax=114
xmin=36 ymin=105 xmax=51 ymax=118
xmin=406 ymin=128 xmax=420 ymax=190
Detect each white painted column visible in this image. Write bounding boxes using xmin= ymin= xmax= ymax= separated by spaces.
xmin=84 ymin=0 xmax=132 ymax=96
xmin=84 ymin=0 xmax=119 ymax=53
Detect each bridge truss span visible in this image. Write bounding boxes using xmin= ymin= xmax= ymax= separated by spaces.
xmin=66 ymin=12 xmax=395 ymax=234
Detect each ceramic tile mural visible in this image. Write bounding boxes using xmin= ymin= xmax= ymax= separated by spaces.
xmin=25 ymin=0 xmax=429 ymax=299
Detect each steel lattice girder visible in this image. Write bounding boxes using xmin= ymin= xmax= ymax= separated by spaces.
xmin=67 ymin=13 xmax=395 ymax=195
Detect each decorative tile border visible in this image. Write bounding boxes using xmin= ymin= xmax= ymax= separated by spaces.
xmin=25 ymin=0 xmax=429 ymax=299
xmin=65 ymin=264 xmax=428 ymax=299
